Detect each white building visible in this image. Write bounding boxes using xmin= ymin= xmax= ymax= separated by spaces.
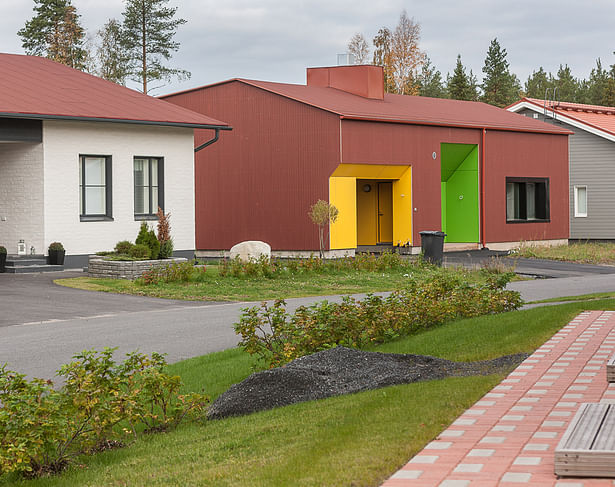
xmin=0 ymin=53 xmax=229 ymax=267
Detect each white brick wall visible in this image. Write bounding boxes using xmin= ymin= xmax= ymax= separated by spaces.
xmin=0 ymin=142 xmax=44 ymax=253
xmin=43 ymin=120 xmax=195 ymax=256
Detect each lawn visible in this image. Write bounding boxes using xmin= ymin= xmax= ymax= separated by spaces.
xmin=512 ymin=241 xmax=615 ymax=265
xmin=55 ymin=261 xmax=486 ymax=302
xmin=5 ymin=297 xmax=613 ymax=487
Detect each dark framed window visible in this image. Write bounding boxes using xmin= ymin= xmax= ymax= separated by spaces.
xmin=79 ymin=155 xmax=112 ymax=221
xmin=506 ymin=177 xmax=550 ymax=223
xmin=134 ymin=157 xmax=164 ymax=219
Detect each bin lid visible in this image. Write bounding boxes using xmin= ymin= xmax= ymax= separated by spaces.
xmin=419 ymin=231 xmax=447 ymax=237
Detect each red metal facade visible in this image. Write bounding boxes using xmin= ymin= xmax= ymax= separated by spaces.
xmin=164 ymin=82 xmax=341 ymax=251
xmin=164 ymin=80 xmax=569 ymax=252
xmin=341 ymin=119 xmax=569 ymax=245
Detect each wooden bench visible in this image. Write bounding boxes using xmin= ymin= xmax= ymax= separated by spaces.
xmin=555 ymin=403 xmax=615 ymax=477
xmin=608 ymin=355 xmax=615 ymax=382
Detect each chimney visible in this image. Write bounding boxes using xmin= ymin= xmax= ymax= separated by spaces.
xmin=306 ymin=65 xmax=384 ymax=100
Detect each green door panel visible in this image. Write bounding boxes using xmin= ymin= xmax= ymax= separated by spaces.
xmin=441 ymin=144 xmax=479 ymax=243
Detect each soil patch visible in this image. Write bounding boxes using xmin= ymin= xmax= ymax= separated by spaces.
xmin=208 ymin=346 xmax=528 ymax=419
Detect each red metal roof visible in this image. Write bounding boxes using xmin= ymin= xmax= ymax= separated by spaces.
xmin=164 ymin=78 xmax=571 ymax=135
xmin=0 ymin=53 xmax=227 ymax=128
xmin=519 ymin=97 xmax=615 ymax=138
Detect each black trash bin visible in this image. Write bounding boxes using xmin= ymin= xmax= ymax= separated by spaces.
xmin=419 ymin=231 xmax=447 ymax=266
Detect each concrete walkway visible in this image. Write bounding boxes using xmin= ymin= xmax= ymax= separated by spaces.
xmin=384 ymin=310 xmax=615 ymax=487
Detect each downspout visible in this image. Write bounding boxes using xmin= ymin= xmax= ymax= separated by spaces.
xmin=480 ymin=128 xmax=486 ymax=249
xmin=194 ymin=127 xmax=232 ymax=153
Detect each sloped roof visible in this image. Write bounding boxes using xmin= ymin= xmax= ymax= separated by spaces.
xmin=510 ymin=97 xmax=615 ymax=140
xmin=164 ymin=78 xmax=571 ymax=135
xmin=0 ymin=53 xmax=228 ymax=129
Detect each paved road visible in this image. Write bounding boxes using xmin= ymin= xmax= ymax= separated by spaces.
xmin=3 ymin=263 xmax=615 ymax=380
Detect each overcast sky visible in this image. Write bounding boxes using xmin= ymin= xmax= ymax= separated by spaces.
xmin=3 ymin=0 xmax=615 ymax=96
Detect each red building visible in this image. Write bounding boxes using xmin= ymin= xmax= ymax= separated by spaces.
xmin=162 ymin=65 xmax=571 ymax=256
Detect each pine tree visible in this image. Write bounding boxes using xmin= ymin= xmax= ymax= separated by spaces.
xmin=96 ymin=19 xmax=131 ymax=84
xmin=480 ymin=38 xmax=521 ymax=107
xmin=524 ymin=67 xmax=553 ymax=99
xmin=18 ymin=0 xmax=87 ymax=69
xmin=585 ymin=59 xmax=609 ymax=105
xmin=447 ymin=55 xmax=477 ymax=101
xmin=120 ymin=0 xmax=190 ymax=94
xmin=347 ymin=33 xmax=369 ymax=64
xmin=553 ymin=64 xmax=580 ymax=102
xmin=417 ymin=57 xmax=446 ymax=98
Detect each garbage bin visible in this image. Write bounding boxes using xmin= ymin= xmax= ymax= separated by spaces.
xmin=419 ymin=231 xmax=447 ymax=266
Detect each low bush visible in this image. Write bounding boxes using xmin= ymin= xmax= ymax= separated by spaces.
xmin=138 ymin=261 xmax=196 ymax=285
xmin=114 ymin=240 xmax=134 ymax=254
xmin=0 ymin=349 xmax=208 ymax=478
xmin=234 ymin=270 xmax=523 ymax=368
xmin=216 ymin=251 xmax=409 ymax=279
xmin=129 ymin=243 xmax=151 ymax=259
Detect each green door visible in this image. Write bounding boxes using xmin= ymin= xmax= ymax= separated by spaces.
xmin=441 ymin=144 xmax=479 ymax=243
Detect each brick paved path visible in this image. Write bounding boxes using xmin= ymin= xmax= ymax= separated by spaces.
xmin=383 ymin=310 xmax=615 ymax=487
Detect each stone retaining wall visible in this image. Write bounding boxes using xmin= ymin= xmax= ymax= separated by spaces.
xmin=88 ymin=256 xmax=188 ymax=280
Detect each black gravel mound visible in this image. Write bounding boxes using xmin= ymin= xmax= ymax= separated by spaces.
xmin=207 ymin=347 xmax=528 ymax=420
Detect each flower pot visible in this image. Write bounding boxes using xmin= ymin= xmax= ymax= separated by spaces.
xmin=48 ymin=249 xmax=65 ymax=266
xmin=0 ymin=253 xmax=6 ymax=273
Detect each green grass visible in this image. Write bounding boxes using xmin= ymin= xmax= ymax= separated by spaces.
xmin=512 ymin=241 xmax=615 ymax=265
xmin=6 ymin=298 xmax=614 ymax=486
xmin=55 ymin=264 xmax=483 ymax=302
xmin=530 ymin=291 xmax=615 ymax=304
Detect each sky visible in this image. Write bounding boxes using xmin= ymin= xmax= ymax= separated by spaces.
xmin=3 ymin=0 xmax=615 ymax=96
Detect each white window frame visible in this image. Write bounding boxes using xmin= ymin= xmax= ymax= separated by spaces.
xmin=574 ymin=185 xmax=588 ymax=218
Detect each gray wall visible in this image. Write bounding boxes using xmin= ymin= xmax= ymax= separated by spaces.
xmin=519 ymin=108 xmax=615 ymax=239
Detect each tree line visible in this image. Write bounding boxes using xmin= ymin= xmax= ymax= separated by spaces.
xmin=349 ymin=10 xmax=615 ymax=108
xmin=18 ymin=0 xmax=189 ymax=94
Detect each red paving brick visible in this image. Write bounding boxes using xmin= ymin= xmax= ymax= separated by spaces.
xmin=382 ymin=311 xmax=615 ymax=487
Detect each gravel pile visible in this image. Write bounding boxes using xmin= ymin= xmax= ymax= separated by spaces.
xmin=207 ymin=346 xmax=528 ymax=419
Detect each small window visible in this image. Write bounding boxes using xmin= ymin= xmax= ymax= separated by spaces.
xmin=574 ymin=185 xmax=587 ymax=217
xmin=506 ymin=177 xmax=550 ymax=222
xmin=134 ymin=157 xmax=164 ymax=219
xmin=79 ymin=155 xmax=112 ymax=220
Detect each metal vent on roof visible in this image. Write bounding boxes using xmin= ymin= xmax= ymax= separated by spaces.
xmin=336 ymin=53 xmax=356 ymax=66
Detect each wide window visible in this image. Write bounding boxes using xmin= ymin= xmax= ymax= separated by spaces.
xmin=79 ymin=155 xmax=112 ymax=220
xmin=574 ymin=185 xmax=587 ymax=218
xmin=134 ymin=157 xmax=164 ymax=219
xmin=506 ymin=177 xmax=549 ymax=222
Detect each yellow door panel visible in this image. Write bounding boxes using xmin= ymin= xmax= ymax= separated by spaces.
xmin=329 ymin=177 xmax=357 ymax=250
xmin=378 ymin=182 xmax=393 ymax=243
xmin=356 ymin=180 xmax=378 ymax=245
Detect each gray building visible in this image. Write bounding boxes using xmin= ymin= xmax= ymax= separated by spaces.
xmin=508 ymin=98 xmax=615 ymax=240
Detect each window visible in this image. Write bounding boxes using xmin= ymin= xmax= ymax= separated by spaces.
xmin=79 ymin=155 xmax=112 ymax=220
xmin=574 ymin=185 xmax=587 ymax=217
xmin=134 ymin=157 xmax=164 ymax=219
xmin=506 ymin=177 xmax=549 ymax=222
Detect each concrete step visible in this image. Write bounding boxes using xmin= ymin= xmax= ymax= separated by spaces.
xmin=4 ymin=264 xmax=64 ymax=274
xmin=5 ymin=258 xmax=49 ymax=267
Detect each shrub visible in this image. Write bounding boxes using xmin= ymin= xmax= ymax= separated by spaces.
xmin=0 ymin=246 xmax=6 ymax=254
xmin=234 ymin=271 xmax=523 ymax=368
xmin=136 ymin=222 xmax=160 ymax=260
xmin=129 ymin=243 xmax=151 ymax=259
xmin=139 ymin=261 xmax=194 ymax=285
xmin=114 ymin=240 xmax=134 ymax=255
xmin=0 ymin=350 xmax=209 ymax=478
xmin=159 ymin=239 xmax=174 ymax=259
xmin=48 ymin=242 xmax=64 ymax=251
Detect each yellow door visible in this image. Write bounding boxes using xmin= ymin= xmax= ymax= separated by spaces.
xmin=378 ymin=182 xmax=393 ymax=243
xmin=356 ymin=180 xmax=378 ymax=245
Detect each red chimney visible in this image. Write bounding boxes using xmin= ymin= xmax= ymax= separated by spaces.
xmin=306 ymin=65 xmax=384 ymax=100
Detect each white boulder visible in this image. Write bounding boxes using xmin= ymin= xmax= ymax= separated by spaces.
xmin=229 ymin=241 xmax=271 ymax=262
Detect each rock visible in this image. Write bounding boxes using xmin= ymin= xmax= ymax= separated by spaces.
xmin=207 ymin=346 xmax=528 ymax=420
xmin=229 ymin=240 xmax=271 ymax=262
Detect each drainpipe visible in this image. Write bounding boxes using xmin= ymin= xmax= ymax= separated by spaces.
xmin=194 ymin=127 xmax=233 ymax=153
xmin=480 ymin=128 xmax=486 ymax=249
